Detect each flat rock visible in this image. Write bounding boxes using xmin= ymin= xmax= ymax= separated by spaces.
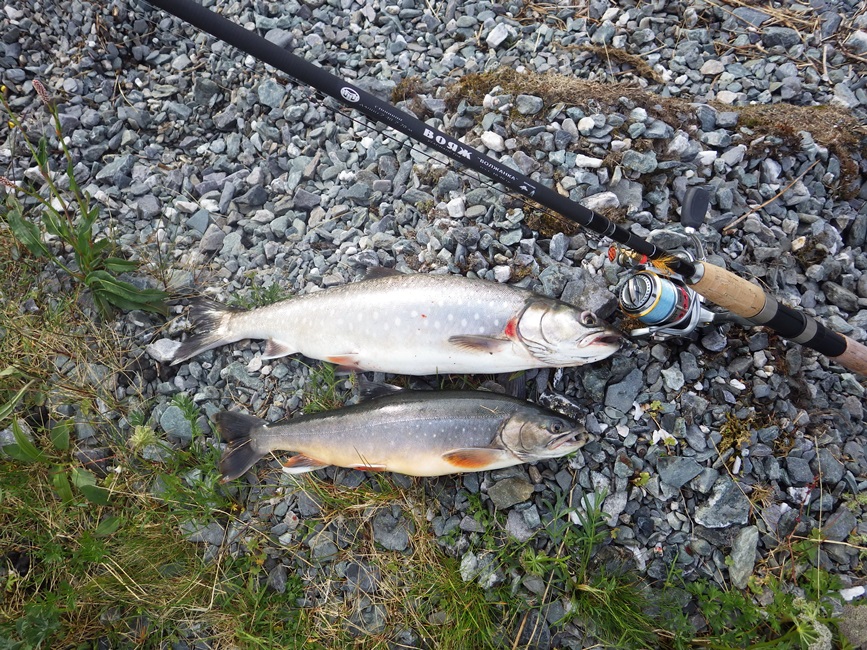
xmin=694 ymin=477 xmax=750 ymax=528
xmin=487 ymin=477 xmax=534 ymax=509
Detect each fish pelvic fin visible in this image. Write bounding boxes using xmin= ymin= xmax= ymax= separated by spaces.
xmin=442 ymin=447 xmax=516 ymax=471
xmin=281 ymin=454 xmax=330 ymax=474
xmin=215 ymin=411 xmax=267 ymax=482
xmin=172 ymin=299 xmax=242 ymax=365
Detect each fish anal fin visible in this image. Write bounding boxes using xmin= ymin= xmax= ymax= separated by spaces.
xmin=363 ymin=267 xmax=403 ymax=280
xmin=353 ymin=464 xmax=387 ymax=472
xmin=448 ymin=335 xmax=511 ymax=354
xmin=262 ymin=339 xmax=296 ymax=360
xmin=281 ymin=454 xmax=329 ymax=474
xmin=326 ymin=354 xmax=362 ymax=372
xmin=442 ymin=448 xmax=513 ymax=470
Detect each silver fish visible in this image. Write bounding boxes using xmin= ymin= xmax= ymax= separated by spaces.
xmin=215 ymin=385 xmax=591 ymax=481
xmin=173 ymin=270 xmax=620 ymax=375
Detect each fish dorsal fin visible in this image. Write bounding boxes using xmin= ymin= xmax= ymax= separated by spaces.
xmin=442 ymin=448 xmax=514 ymax=470
xmin=281 ymin=454 xmax=329 ymax=474
xmin=262 ymin=339 xmax=296 ymax=359
xmin=448 ymin=335 xmax=512 ymax=354
xmin=364 ymin=266 xmax=403 ymax=280
xmin=357 ymin=378 xmax=404 ymax=401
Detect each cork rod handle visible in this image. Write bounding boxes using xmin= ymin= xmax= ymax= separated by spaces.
xmin=687 ymin=263 xmax=867 ymax=375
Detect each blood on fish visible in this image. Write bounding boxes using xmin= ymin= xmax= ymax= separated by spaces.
xmin=504 ymin=317 xmax=518 ymax=339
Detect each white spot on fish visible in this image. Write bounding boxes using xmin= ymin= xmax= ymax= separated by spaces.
xmin=394 ymin=317 xmax=401 ymax=326
xmin=434 ymin=321 xmax=441 ymax=330
xmin=411 ymin=310 xmax=418 ymax=318
xmin=461 ymin=318 xmax=467 ymax=327
xmin=447 ymin=314 xmax=454 ymax=322
xmin=474 ymin=313 xmax=480 ymax=320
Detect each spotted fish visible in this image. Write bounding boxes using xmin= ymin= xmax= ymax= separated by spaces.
xmin=215 ymin=384 xmax=591 ymax=481
xmin=172 ymin=269 xmax=620 ymax=375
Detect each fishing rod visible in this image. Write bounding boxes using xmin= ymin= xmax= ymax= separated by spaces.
xmin=141 ymin=0 xmax=867 ymax=375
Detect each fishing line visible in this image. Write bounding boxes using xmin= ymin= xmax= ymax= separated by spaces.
xmin=133 ymin=0 xmax=867 ymax=374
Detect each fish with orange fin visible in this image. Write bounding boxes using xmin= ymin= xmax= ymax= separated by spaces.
xmin=215 ymin=383 xmax=591 ymax=482
xmin=171 ymin=269 xmax=621 ymax=375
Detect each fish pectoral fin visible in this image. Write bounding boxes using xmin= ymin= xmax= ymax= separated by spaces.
xmin=448 ymin=335 xmax=512 ymax=354
xmin=358 ymin=379 xmax=404 ymax=401
xmin=262 ymin=339 xmax=296 ymax=360
xmin=281 ymin=454 xmax=329 ymax=474
xmin=326 ymin=354 xmax=363 ymax=373
xmin=442 ymin=448 xmax=514 ymax=470
xmin=352 ymin=464 xmax=387 ymax=472
xmin=363 ymin=266 xmax=403 ymax=280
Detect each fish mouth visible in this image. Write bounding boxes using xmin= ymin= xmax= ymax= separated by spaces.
xmin=581 ymin=329 xmax=622 ymax=348
xmin=548 ymin=430 xmax=590 ymax=450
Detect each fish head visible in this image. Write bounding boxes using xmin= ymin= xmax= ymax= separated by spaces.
xmin=516 ymin=300 xmax=621 ymax=366
xmin=498 ymin=411 xmax=593 ymax=462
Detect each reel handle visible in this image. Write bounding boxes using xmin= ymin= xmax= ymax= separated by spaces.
xmin=688 ymin=263 xmax=867 ymax=375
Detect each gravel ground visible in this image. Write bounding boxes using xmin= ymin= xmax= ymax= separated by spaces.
xmin=3 ymin=0 xmax=867 ymax=647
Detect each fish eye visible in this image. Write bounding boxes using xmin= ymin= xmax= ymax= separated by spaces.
xmin=551 ymin=421 xmax=563 ymax=434
xmin=579 ymin=311 xmax=597 ymax=327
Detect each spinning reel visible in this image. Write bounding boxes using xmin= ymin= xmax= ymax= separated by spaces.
xmin=610 ymin=188 xmax=744 ymax=340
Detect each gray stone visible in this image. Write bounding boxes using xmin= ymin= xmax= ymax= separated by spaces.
xmin=180 ymin=520 xmax=225 ymax=545
xmin=488 ymin=477 xmax=534 ymax=509
xmin=694 ymin=477 xmax=751 ymax=527
xmin=762 ymin=27 xmax=799 ymax=48
xmin=581 ymin=191 xmax=620 ymax=211
xmin=257 ymin=78 xmax=287 ymax=109
xmin=486 ymin=23 xmax=516 ymax=48
xmin=294 ymin=188 xmax=321 ymax=210
xmin=661 ymin=367 xmax=685 ymax=391
xmin=505 ymin=509 xmax=534 ymax=542
xmin=621 ymin=150 xmax=658 ymax=174
xmin=199 ymin=223 xmax=225 ymax=252
xmin=786 ymin=456 xmax=814 ymax=485
xmin=728 ymin=526 xmax=759 ymax=589
xmin=511 ymin=610 xmax=550 ymax=650
xmin=846 ymin=30 xmax=867 ymax=55
xmin=814 ymin=448 xmax=845 ymax=485
xmin=160 ymin=405 xmax=193 ymax=440
xmin=657 ymin=457 xmax=703 ymax=488
xmin=732 ymin=6 xmax=769 ymax=27
xmin=824 ymin=282 xmax=860 ymax=312
xmin=821 ymin=506 xmax=857 ymax=542
xmin=95 ymin=154 xmax=134 ymax=181
xmin=136 ymin=194 xmax=161 ymax=220
xmin=344 ymin=562 xmax=380 ymax=594
xmin=193 ymin=78 xmax=220 ymax=104
xmin=516 ymin=94 xmax=544 ymax=115
xmin=372 ymin=509 xmax=412 ymax=551
xmin=691 ymin=467 xmax=719 ymax=494
xmin=604 ymin=368 xmax=644 ymax=413
xmin=549 ymin=233 xmax=569 ymax=261
xmin=146 ymin=338 xmax=182 ymax=363
xmin=267 ymin=564 xmax=288 ymax=593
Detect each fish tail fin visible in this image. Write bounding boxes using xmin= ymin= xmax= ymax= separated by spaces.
xmin=215 ymin=411 xmax=268 ymax=482
xmin=172 ymin=299 xmax=241 ymax=365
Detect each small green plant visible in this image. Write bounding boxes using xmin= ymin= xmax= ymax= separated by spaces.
xmin=228 ymin=278 xmax=290 ymax=309
xmin=302 ymin=363 xmax=350 ymax=414
xmin=0 ymin=80 xmax=167 ymax=317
